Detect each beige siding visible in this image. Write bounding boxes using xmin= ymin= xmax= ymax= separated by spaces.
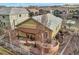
xmin=0 ymin=15 xmax=10 ymax=27
xmin=51 ymin=23 xmax=62 ymax=38
xmin=9 ymin=14 xmax=29 ymax=29
xmin=18 ymin=20 xmax=37 ymax=29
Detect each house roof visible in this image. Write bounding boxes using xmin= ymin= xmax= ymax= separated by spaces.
xmin=16 ymin=13 xmax=62 ymax=32
xmin=33 ymin=13 xmax=62 ymax=31
xmin=0 ymin=7 xmax=29 ymax=15
xmin=28 ymin=9 xmax=39 ymax=12
xmin=16 ymin=18 xmax=52 ymax=31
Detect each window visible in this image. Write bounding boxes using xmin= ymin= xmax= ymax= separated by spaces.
xmin=44 ymin=32 xmax=48 ymax=39
xmin=19 ymin=14 xmax=21 ymax=17
xmin=2 ymin=16 xmax=5 ymax=18
xmin=3 ymin=22 xmax=5 ymax=26
xmin=26 ymin=33 xmax=35 ymax=41
xmin=0 ymin=22 xmax=5 ymax=28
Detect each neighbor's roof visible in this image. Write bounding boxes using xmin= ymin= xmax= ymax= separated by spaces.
xmin=33 ymin=13 xmax=62 ymax=31
xmin=0 ymin=7 xmax=29 ymax=15
xmin=28 ymin=9 xmax=39 ymax=12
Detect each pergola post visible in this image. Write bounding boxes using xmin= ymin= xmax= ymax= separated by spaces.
xmin=41 ymin=33 xmax=44 ymax=55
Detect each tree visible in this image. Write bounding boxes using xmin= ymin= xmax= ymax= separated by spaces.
xmin=29 ymin=12 xmax=34 ymax=18
xmin=39 ymin=9 xmax=44 ymax=15
xmin=53 ymin=10 xmax=61 ymax=17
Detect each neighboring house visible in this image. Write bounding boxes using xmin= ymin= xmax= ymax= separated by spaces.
xmin=63 ymin=4 xmax=79 ymax=19
xmin=16 ymin=13 xmax=62 ymax=42
xmin=0 ymin=7 xmax=29 ymax=29
xmin=50 ymin=6 xmax=69 ymax=19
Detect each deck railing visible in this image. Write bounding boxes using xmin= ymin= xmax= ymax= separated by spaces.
xmin=0 ymin=34 xmax=32 ymax=55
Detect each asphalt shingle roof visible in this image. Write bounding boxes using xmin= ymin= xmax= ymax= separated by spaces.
xmin=0 ymin=7 xmax=29 ymax=15
xmin=33 ymin=14 xmax=62 ymax=31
